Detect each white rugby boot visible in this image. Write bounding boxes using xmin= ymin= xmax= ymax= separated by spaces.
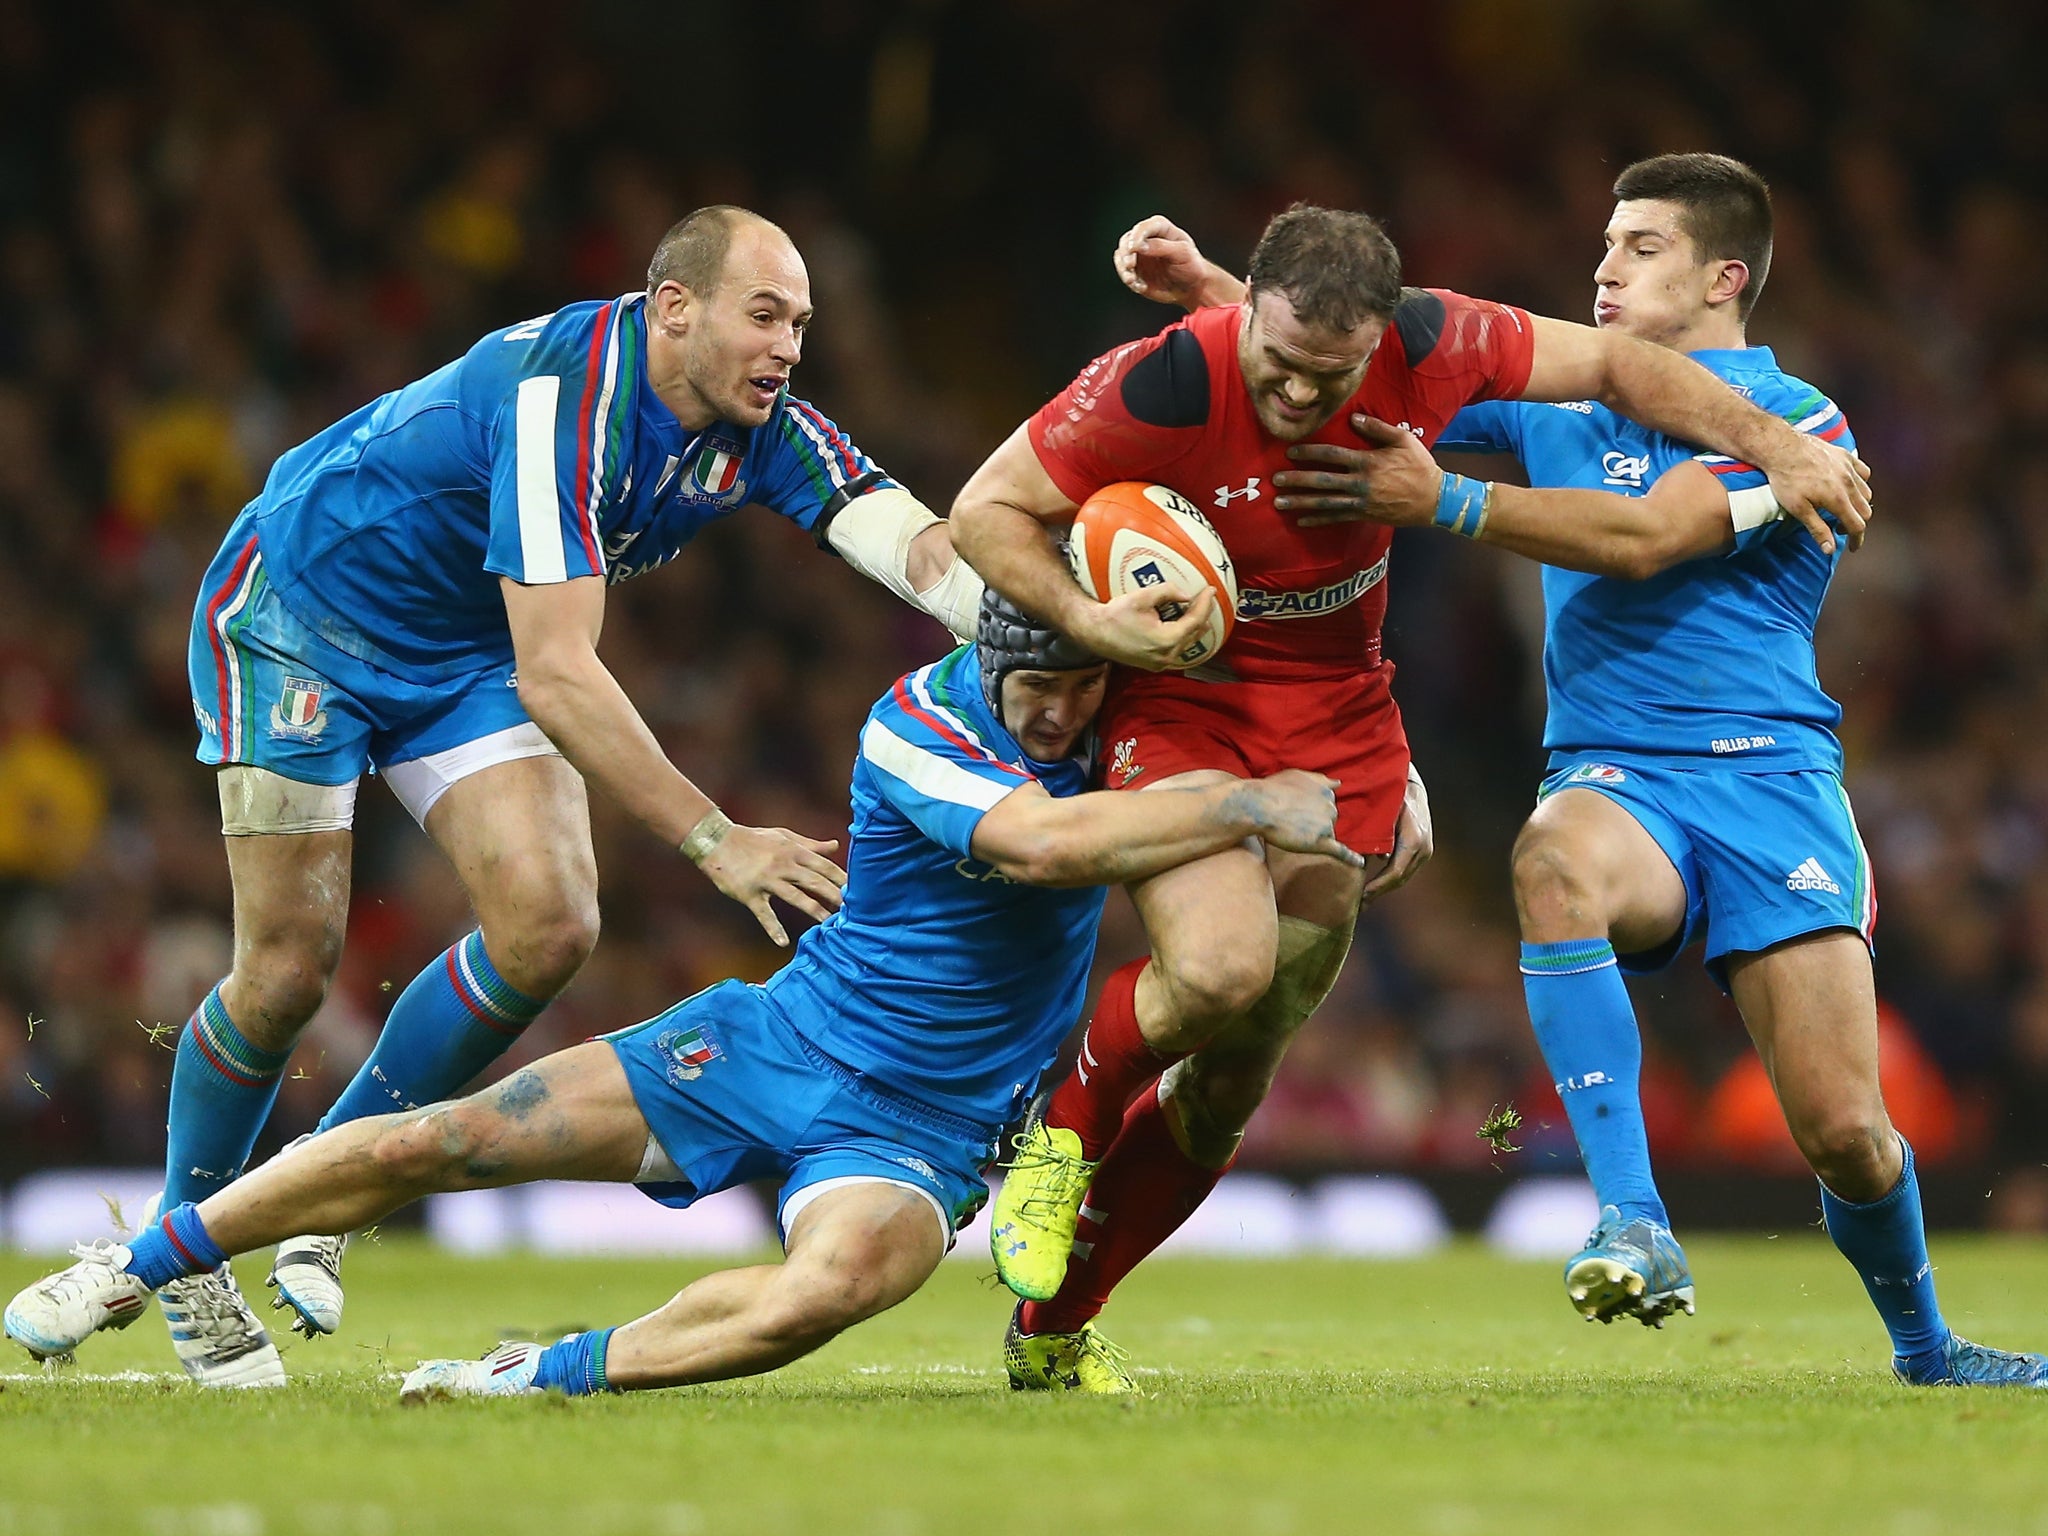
xmin=269 ymin=1232 xmax=349 ymax=1337
xmin=3 ymin=1240 xmax=153 ymax=1360
xmin=400 ymin=1341 xmax=545 ymax=1403
xmin=143 ymin=1194 xmax=287 ymax=1388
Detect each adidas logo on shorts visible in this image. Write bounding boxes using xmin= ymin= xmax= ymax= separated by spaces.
xmin=1785 ymin=858 xmax=1842 ymax=895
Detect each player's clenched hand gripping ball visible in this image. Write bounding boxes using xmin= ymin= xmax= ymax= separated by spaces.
xmin=1067 ymin=482 xmax=1238 ymax=669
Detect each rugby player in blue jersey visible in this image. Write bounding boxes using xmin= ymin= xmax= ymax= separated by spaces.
xmin=131 ymin=205 xmax=997 ymax=1385
xmin=1117 ymin=155 xmax=2047 ymax=1387
xmin=7 ymin=592 xmax=1353 ymax=1398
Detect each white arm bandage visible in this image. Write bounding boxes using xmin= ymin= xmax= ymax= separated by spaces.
xmin=825 ymin=486 xmax=985 ymax=640
xmin=1727 ymin=485 xmax=1784 ymax=533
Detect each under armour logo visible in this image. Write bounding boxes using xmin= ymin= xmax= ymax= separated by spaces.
xmin=1214 ymin=478 xmax=1261 ymax=507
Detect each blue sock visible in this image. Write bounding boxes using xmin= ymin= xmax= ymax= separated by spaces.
xmin=163 ymin=984 xmax=294 ymax=1206
xmin=124 ymin=1202 xmax=226 ymax=1290
xmin=533 ymin=1327 xmax=617 ymax=1395
xmin=1520 ymin=939 xmax=1669 ymax=1228
xmin=318 ymin=930 xmax=548 ymax=1131
xmin=1819 ymin=1138 xmax=1949 ymax=1367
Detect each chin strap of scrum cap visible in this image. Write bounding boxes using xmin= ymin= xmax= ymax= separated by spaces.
xmin=976 ymin=585 xmax=1100 ymax=712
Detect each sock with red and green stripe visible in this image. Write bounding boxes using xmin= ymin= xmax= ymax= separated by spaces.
xmin=317 ymin=930 xmax=549 ymax=1132
xmin=162 ymin=984 xmax=295 ymax=1207
xmin=124 ymin=1202 xmax=227 ymax=1290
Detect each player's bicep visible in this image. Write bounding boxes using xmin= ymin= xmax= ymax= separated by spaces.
xmin=965 ymin=780 xmax=1063 ymax=874
xmin=956 ymin=424 xmax=1080 ymax=530
xmin=1641 ymin=460 xmax=1744 ymax=561
xmin=1515 ymin=314 xmax=1616 ymax=404
xmin=485 ymin=375 xmax=606 ymax=585
xmin=500 ymin=573 xmax=605 ymax=679
xmin=859 ymin=710 xmax=1034 ymax=857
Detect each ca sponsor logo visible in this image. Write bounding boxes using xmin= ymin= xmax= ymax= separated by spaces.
xmin=1601 ymin=450 xmax=1652 ymax=488
xmin=953 ymin=857 xmax=1017 ymax=885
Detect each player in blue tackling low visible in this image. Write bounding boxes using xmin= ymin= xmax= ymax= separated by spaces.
xmin=1113 ymin=155 xmax=2045 ymax=1387
xmin=6 ymin=592 xmax=1354 ymax=1397
xmin=138 ymin=205 xmax=995 ymax=1386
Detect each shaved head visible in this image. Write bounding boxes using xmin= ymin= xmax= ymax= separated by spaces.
xmin=646 ymin=205 xmax=790 ymax=297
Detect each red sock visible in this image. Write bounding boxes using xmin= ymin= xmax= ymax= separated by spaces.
xmin=1045 ymin=960 xmax=1182 ymax=1159
xmin=1021 ymin=1085 xmax=1230 ymax=1336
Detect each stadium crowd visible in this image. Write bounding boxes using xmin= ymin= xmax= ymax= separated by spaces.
xmin=2 ymin=1 xmax=2045 ymax=1220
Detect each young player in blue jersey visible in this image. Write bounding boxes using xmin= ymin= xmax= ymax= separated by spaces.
xmin=140 ymin=205 xmax=1000 ymax=1386
xmin=7 ymin=592 xmax=1354 ymax=1398
xmin=1110 ymin=156 xmax=2045 ymax=1388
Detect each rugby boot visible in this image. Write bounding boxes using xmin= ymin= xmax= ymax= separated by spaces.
xmin=1565 ymin=1204 xmax=1696 ymax=1327
xmin=989 ymin=1108 xmax=1099 ymax=1301
xmin=400 ymin=1341 xmax=544 ymax=1402
xmin=1894 ymin=1334 xmax=2048 ymax=1388
xmin=143 ymin=1194 xmax=286 ymax=1388
xmin=1003 ymin=1304 xmax=1137 ymax=1394
xmin=269 ymin=1231 xmax=349 ymax=1337
xmin=3 ymin=1241 xmax=153 ymax=1361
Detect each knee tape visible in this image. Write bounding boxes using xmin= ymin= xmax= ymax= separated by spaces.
xmin=218 ymin=766 xmax=359 ymax=835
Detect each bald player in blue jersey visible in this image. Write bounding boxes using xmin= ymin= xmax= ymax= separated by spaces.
xmin=8 ymin=592 xmax=1354 ymax=1399
xmin=1111 ymin=155 xmax=2046 ymax=1389
xmin=144 ymin=205 xmax=997 ymax=1385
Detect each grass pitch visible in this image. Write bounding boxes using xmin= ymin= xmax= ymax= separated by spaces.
xmin=4 ymin=1236 xmax=2047 ymax=1534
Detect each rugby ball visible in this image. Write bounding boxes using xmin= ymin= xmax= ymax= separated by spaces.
xmin=1067 ymin=482 xmax=1238 ymax=669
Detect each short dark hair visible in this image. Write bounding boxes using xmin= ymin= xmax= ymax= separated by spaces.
xmin=646 ymin=205 xmax=777 ymax=297
xmin=1612 ymin=153 xmax=1774 ymax=320
xmin=1245 ymin=204 xmax=1403 ymax=333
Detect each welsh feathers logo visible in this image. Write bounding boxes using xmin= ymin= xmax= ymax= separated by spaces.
xmin=656 ymin=1024 xmax=723 ymax=1086
xmin=268 ymin=677 xmax=328 ymax=742
xmin=1109 ymin=737 xmax=1142 ymax=786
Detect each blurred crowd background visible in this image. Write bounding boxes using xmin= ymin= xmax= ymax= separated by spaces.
xmin=3 ymin=0 xmax=2045 ymax=1223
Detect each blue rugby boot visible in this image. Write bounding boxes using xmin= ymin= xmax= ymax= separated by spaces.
xmin=1894 ymin=1334 xmax=2048 ymax=1388
xmin=1565 ymin=1204 xmax=1696 ymax=1327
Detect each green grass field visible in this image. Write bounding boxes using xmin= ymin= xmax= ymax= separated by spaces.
xmin=5 ymin=1237 xmax=2048 ymax=1534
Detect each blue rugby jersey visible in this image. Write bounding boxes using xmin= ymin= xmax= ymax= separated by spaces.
xmin=763 ymin=645 xmax=1106 ymax=1130
xmin=247 ymin=293 xmax=892 ymax=682
xmin=1439 ymin=347 xmax=1854 ymax=772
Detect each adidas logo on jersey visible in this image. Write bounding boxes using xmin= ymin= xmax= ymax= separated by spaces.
xmin=1786 ymin=858 xmax=1842 ymax=895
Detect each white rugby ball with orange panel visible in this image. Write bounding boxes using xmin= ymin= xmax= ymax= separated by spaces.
xmin=1066 ymin=481 xmax=1238 ymax=669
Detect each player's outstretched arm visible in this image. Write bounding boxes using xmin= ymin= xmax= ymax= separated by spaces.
xmin=1113 ymin=215 xmax=1247 ymax=311
xmin=970 ymin=769 xmax=1360 ymax=888
xmin=949 ymin=424 xmax=1215 ymax=670
xmin=1277 ymin=418 xmax=1781 ymax=578
xmin=503 ymin=576 xmax=846 ymax=946
xmin=1518 ymin=314 xmax=1872 ymax=554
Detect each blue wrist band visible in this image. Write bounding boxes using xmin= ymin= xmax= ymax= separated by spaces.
xmin=1433 ymin=472 xmax=1492 ymax=537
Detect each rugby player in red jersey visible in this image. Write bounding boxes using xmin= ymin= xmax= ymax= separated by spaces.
xmin=949 ymin=203 xmax=1872 ymax=1388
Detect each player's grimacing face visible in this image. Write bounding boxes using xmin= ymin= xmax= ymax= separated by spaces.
xmin=1000 ymin=666 xmax=1110 ymax=761
xmin=678 ymin=225 xmax=813 ymax=428
xmin=1594 ymin=200 xmax=1722 ymax=346
xmin=1238 ymin=293 xmax=1385 ymax=442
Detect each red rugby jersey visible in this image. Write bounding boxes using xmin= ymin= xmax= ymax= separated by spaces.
xmin=1028 ymin=291 xmax=1535 ymax=683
